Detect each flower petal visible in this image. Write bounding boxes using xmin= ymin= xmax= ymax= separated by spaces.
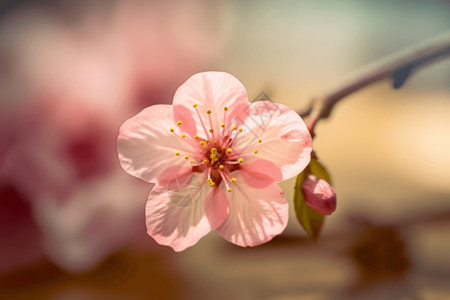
xmin=173 ymin=104 xmax=198 ymax=138
xmin=204 ymin=188 xmax=230 ymax=229
xmin=240 ymin=159 xmax=282 ymax=188
xmin=146 ymin=172 xmax=211 ymax=251
xmin=172 ymin=72 xmax=250 ymax=134
xmin=234 ymin=101 xmax=312 ymax=180
xmin=117 ymin=104 xmax=198 ymax=183
xmin=216 ymin=174 xmax=289 ymax=247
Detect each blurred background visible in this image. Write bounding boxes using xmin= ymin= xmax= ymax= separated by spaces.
xmin=1 ymin=0 xmax=449 ymax=299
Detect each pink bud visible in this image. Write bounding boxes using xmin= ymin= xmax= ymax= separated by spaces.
xmin=302 ymin=176 xmax=336 ymax=215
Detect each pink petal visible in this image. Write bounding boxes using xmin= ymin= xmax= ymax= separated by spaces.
xmin=172 ymin=72 xmax=250 ymax=134
xmin=157 ymin=165 xmax=193 ymax=190
xmin=117 ymin=104 xmax=197 ymax=183
xmin=234 ymin=101 xmax=312 ymax=180
xmin=173 ymin=104 xmax=198 ymax=138
xmin=240 ymin=159 xmax=282 ymax=188
xmin=146 ymin=172 xmax=211 ymax=251
xmin=204 ymin=188 xmax=230 ymax=229
xmin=216 ymin=174 xmax=289 ymax=247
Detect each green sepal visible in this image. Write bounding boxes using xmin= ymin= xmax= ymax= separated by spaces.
xmin=293 ymin=157 xmax=332 ymax=241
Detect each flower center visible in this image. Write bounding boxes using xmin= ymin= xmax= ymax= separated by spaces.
xmin=169 ymin=104 xmax=262 ymax=192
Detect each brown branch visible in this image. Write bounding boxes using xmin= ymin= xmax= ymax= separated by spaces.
xmin=301 ymin=31 xmax=450 ymax=135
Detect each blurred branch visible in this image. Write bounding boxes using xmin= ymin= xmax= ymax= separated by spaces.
xmin=301 ymin=31 xmax=450 ymax=135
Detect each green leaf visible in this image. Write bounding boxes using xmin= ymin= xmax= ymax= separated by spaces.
xmin=309 ymin=158 xmax=331 ymax=184
xmin=293 ymin=157 xmax=332 ymax=241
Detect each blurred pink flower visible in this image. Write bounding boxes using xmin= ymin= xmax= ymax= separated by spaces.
xmin=0 ymin=0 xmax=230 ymax=272
xmin=117 ymin=72 xmax=313 ymax=251
xmin=302 ymin=175 xmax=337 ymax=215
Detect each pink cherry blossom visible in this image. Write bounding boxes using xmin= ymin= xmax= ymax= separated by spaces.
xmin=117 ymin=72 xmax=313 ymax=251
xmin=302 ymin=175 xmax=337 ymax=215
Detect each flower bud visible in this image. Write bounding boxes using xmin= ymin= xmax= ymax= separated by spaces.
xmin=302 ymin=175 xmax=336 ymax=215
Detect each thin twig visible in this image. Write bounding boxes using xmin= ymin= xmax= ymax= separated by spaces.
xmin=301 ymin=31 xmax=450 ymax=135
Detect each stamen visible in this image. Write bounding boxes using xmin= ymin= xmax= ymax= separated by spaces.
xmin=253 ymin=149 xmax=258 ymax=154
xmin=207 ymin=110 xmax=212 ymax=114
xmin=258 ymin=139 xmax=262 ymax=143
xmin=193 ymin=105 xmax=210 ymax=139
xmin=175 ymin=152 xmax=180 ymax=156
xmin=218 ymin=169 xmax=231 ymax=192
xmin=238 ymin=158 xmax=244 ymax=163
xmin=222 ymin=107 xmax=228 ymax=136
xmin=226 ymin=148 xmax=232 ymax=153
xmin=227 ymin=128 xmax=242 ymax=147
xmin=207 ymin=167 xmax=212 ymax=182
xmin=231 ymin=178 xmax=236 ymax=182
xmin=208 ymin=113 xmax=215 ymax=141
xmin=170 ymin=128 xmax=175 ymax=132
xmin=194 ymin=135 xmax=199 ymax=139
xmin=213 ymin=141 xmax=218 ymax=145
xmin=191 ymin=160 xmax=205 ymax=167
xmin=233 ymin=125 xmax=237 ymax=130
xmin=184 ymin=155 xmax=189 ymax=159
xmin=189 ymin=159 xmax=194 ymax=163
xmin=171 ymin=129 xmax=202 ymax=150
xmin=176 ymin=121 xmax=182 ymax=126
xmin=219 ymin=165 xmax=224 ymax=170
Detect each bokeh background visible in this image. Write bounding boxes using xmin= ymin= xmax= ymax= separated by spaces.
xmin=1 ymin=0 xmax=449 ymax=299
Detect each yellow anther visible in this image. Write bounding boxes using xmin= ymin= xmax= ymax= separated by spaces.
xmin=253 ymin=149 xmax=258 ymax=154
xmin=227 ymin=188 xmax=232 ymax=192
xmin=189 ymin=160 xmax=194 ymax=163
xmin=205 ymin=139 xmax=209 ymax=143
xmin=181 ymin=133 xmax=186 ymax=138
xmin=231 ymin=178 xmax=236 ymax=182
xmin=209 ymin=128 xmax=214 ymax=133
xmin=176 ymin=121 xmax=182 ymax=126
xmin=219 ymin=165 xmax=224 ymax=170
xmin=220 ymin=123 xmax=225 ymax=128
xmin=227 ymin=148 xmax=232 ymax=153
xmin=175 ymin=152 xmax=180 ymax=156
xmin=200 ymin=141 xmax=205 ymax=145
xmin=193 ymin=104 xmax=198 ymax=108
xmin=222 ymin=146 xmax=226 ymax=151
xmin=232 ymin=125 xmax=237 ymax=130
xmin=210 ymin=182 xmax=215 ymax=186
xmin=238 ymin=158 xmax=244 ymax=163
xmin=194 ymin=135 xmax=199 ymax=139
xmin=203 ymin=160 xmax=208 ymax=163
xmin=207 ymin=178 xmax=212 ymax=182
xmin=239 ymin=128 xmax=243 ymax=132
xmin=184 ymin=156 xmax=189 ymax=159
xmin=210 ymin=148 xmax=218 ymax=162
xmin=207 ymin=110 xmax=212 ymax=114
xmin=258 ymin=139 xmax=262 ymax=143
xmin=170 ymin=128 xmax=175 ymax=132
xmin=224 ymin=106 xmax=228 ymax=111
xmin=213 ymin=141 xmax=218 ymax=145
